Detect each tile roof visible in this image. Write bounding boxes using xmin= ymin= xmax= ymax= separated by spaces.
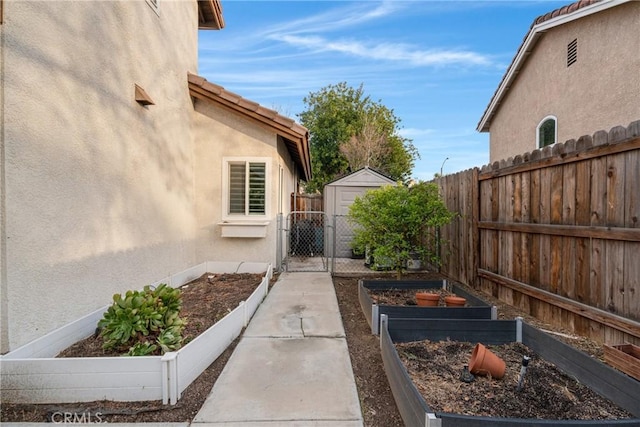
xmin=532 ymin=0 xmax=600 ymax=25
xmin=477 ymin=0 xmax=628 ymax=132
xmin=188 ymin=73 xmax=312 ymax=181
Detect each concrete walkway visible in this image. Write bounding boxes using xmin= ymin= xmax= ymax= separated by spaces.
xmin=191 ymin=272 xmax=363 ymax=427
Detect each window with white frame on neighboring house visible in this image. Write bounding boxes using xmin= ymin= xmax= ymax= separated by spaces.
xmin=223 ymin=158 xmax=269 ymax=218
xmin=537 ymin=116 xmax=557 ymax=148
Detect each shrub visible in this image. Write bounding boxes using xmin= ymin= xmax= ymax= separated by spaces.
xmin=98 ymin=283 xmax=185 ymax=356
xmin=348 ymin=181 xmax=454 ymax=278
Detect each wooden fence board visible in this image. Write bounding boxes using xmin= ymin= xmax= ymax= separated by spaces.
xmin=562 ymin=163 xmax=576 ymax=302
xmin=550 ymin=166 xmax=564 ymax=298
xmin=529 ymin=169 xmax=541 ymax=289
xmin=590 ymin=154 xmax=607 ymax=312
xmin=469 ymin=169 xmax=479 ymax=287
xmin=520 ymin=172 xmax=531 ymax=292
xmin=606 ymin=153 xmax=626 ymax=323
xmin=433 ymin=134 xmax=639 ymax=344
xmin=624 ymin=150 xmax=640 ymax=322
xmin=479 ymin=179 xmax=495 ymax=295
xmin=512 ymin=173 xmax=523 ymax=289
xmin=575 ymin=161 xmax=591 ymax=308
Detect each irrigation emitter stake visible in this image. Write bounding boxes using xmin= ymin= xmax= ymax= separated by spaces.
xmin=516 ymin=355 xmax=530 ymax=391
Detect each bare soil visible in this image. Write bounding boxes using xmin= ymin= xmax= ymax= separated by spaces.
xmin=397 ymin=340 xmax=631 ymax=420
xmin=1 ymin=272 xmax=270 ymax=423
xmin=337 ymin=273 xmax=633 ymax=424
xmin=370 ymin=287 xmax=457 ymax=306
xmin=1 ymin=271 xmax=632 ymax=425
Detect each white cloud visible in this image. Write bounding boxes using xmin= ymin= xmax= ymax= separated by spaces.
xmin=261 ymin=1 xmax=407 ymax=36
xmin=273 ymin=34 xmax=493 ymax=67
xmin=399 ymin=128 xmax=436 ymax=138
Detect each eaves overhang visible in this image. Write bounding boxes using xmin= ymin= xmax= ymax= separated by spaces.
xmin=198 ymin=0 xmax=225 ymax=30
xmin=188 ymin=73 xmax=312 ymax=181
xmin=476 ymin=0 xmax=629 ymax=133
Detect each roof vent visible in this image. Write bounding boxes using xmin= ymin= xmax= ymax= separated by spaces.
xmin=567 ymin=38 xmax=578 ymax=67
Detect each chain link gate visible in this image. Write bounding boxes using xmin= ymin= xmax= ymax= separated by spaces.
xmin=279 ymin=211 xmax=329 ymax=272
xmin=329 ymin=214 xmax=380 ymax=275
xmin=277 ymin=213 xmax=395 ymax=275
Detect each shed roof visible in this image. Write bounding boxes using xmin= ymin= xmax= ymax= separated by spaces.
xmin=477 ymin=0 xmax=630 ymax=132
xmin=325 ymin=167 xmax=396 ymax=187
xmin=188 ymin=73 xmax=312 ymax=181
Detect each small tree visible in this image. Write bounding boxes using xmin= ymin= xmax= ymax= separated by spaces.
xmin=348 ymin=182 xmax=454 ymax=279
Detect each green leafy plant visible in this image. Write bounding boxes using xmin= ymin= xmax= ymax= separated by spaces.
xmin=98 ymin=283 xmax=185 ymax=356
xmin=126 ymin=341 xmax=158 ymax=356
xmin=348 ymin=181 xmax=454 ymax=279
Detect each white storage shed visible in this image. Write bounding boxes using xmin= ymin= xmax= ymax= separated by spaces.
xmin=323 ymin=167 xmax=395 ymax=257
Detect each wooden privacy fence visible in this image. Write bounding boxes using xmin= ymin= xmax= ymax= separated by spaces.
xmin=291 ymin=192 xmax=323 ymax=213
xmin=435 ymin=121 xmax=640 ymax=345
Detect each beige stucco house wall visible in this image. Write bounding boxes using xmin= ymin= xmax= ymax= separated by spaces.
xmin=0 ymin=2 xmax=309 ymax=352
xmin=478 ymin=0 xmax=640 ymax=163
xmin=191 ymin=89 xmax=301 ymax=266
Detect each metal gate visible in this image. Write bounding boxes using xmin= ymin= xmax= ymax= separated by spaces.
xmin=279 ymin=211 xmax=329 ymax=272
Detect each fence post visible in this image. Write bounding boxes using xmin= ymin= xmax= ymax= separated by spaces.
xmin=331 ymin=215 xmax=337 ymax=274
xmin=276 ymin=214 xmax=282 ymax=272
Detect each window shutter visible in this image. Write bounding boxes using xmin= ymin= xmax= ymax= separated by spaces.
xmin=229 ymin=164 xmax=246 ymax=214
xmin=248 ymin=163 xmax=266 ymax=214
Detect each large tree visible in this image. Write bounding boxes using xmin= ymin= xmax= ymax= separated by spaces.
xmin=298 ymin=83 xmax=417 ymax=193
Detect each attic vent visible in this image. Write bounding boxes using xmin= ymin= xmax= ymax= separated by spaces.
xmin=567 ymin=38 xmax=577 ymax=67
xmin=135 ymin=84 xmax=155 ymax=106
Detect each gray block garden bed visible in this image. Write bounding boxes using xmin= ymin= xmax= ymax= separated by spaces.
xmin=359 ymin=279 xmax=496 ymax=334
xmin=380 ymin=315 xmax=640 ymax=426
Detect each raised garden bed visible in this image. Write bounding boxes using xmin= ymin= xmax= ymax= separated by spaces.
xmin=380 ymin=315 xmax=640 ymax=426
xmin=0 ymin=261 xmax=272 ymax=405
xmin=359 ymin=279 xmax=496 ymax=335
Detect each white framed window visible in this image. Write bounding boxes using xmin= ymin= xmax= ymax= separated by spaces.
xmin=222 ymin=157 xmax=270 ymax=219
xmin=537 ymin=116 xmax=557 ymax=148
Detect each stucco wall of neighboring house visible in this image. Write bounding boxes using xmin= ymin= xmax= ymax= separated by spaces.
xmin=489 ymin=2 xmax=640 ymax=162
xmin=1 ymin=1 xmax=200 ymax=351
xmin=192 ymin=101 xmax=297 ymax=267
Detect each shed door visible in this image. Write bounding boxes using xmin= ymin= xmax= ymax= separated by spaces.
xmin=334 ymin=186 xmax=377 ymax=258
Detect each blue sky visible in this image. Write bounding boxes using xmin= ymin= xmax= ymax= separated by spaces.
xmin=198 ymin=0 xmax=568 ymax=181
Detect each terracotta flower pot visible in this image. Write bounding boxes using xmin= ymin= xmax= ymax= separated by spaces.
xmin=444 ymin=296 xmax=466 ymax=307
xmin=415 ymin=292 xmax=439 ymax=307
xmin=469 ymin=343 xmax=506 ymax=379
